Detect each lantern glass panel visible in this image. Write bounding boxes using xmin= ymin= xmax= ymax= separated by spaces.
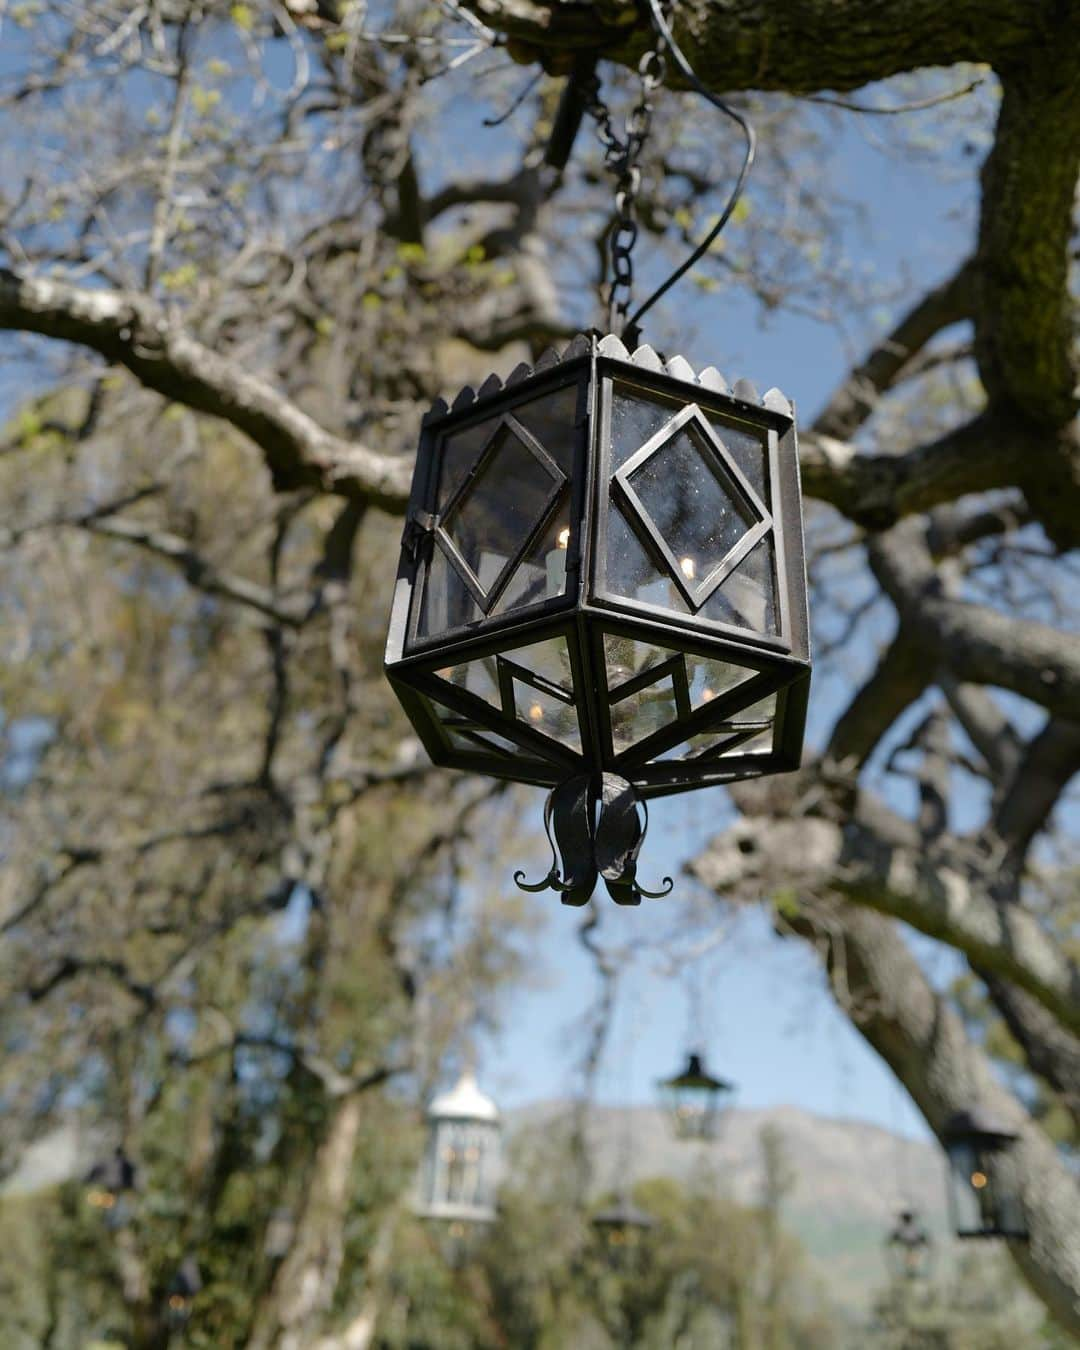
xmin=437 ymin=421 xmax=493 ymax=511
xmin=437 ymin=654 xmax=501 ymax=708
xmin=606 ymin=503 xmax=690 ymax=613
xmin=422 ymin=1117 xmax=499 ymax=1221
xmin=603 ymin=384 xmax=779 ymax=645
xmin=700 ymin=537 xmax=778 ymax=634
xmin=417 ymin=545 xmax=483 ymax=638
xmin=510 ymin=383 xmax=580 ymax=476
xmin=625 ymin=425 xmax=758 ymax=588
xmin=490 ymin=493 xmax=573 ymax=614
xmin=440 ymin=420 xmax=563 ymax=601
xmin=611 ymin=388 xmax=678 ymax=468
xmin=704 ymin=416 xmax=768 ymax=500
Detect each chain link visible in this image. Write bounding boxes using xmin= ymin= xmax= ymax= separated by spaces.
xmin=584 ymin=48 xmax=666 ymax=335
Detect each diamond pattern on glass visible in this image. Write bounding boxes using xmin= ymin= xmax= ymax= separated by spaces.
xmin=702 ymin=536 xmax=778 ymax=636
xmin=426 ymin=635 xmax=582 ymax=758
xmin=417 ymin=544 xmax=483 ymax=638
xmin=437 ymin=413 xmax=565 ymax=612
xmin=602 ymin=633 xmax=757 ymax=753
xmin=613 ymin=404 xmax=772 ymax=613
xmin=490 ymin=486 xmax=572 ymax=616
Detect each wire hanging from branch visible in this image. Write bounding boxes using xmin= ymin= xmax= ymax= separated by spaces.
xmin=625 ymin=0 xmax=756 ymax=335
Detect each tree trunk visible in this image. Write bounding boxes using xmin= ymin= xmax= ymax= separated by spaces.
xmin=246 ymin=1093 xmax=364 ymax=1350
xmin=798 ymin=902 xmax=1080 ymax=1335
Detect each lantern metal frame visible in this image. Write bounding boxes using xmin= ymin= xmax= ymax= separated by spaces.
xmin=942 ymin=1108 xmax=1027 ymax=1241
xmin=657 ymin=1049 xmax=734 ymax=1141
xmin=385 ymin=331 xmax=810 ymax=803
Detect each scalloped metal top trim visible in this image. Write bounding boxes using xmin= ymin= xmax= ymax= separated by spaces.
xmin=423 ymin=333 xmax=793 ymax=425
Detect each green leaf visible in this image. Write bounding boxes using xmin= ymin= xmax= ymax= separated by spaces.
xmin=160 ymin=263 xmax=199 ymax=292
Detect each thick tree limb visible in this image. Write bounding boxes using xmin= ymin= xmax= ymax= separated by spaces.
xmin=0 ymin=268 xmax=413 ymax=511
xmin=940 ymin=677 xmax=1023 ymax=781
xmin=978 ymin=973 xmax=1080 ymax=1128
xmin=693 ymin=813 xmax=1080 ymax=1038
xmin=796 ymin=903 xmax=1080 ymax=1334
xmin=813 ymin=263 xmax=974 ymax=442
xmin=694 ymin=801 xmax=1080 ymax=1328
xmin=474 ymin=0 xmax=1057 ymax=85
xmin=826 ymin=628 xmax=930 ymax=769
xmin=798 ymin=412 xmax=1022 ymax=532
xmin=974 ymin=49 xmax=1080 ymax=429
xmin=993 ymin=719 xmax=1080 ymax=866
xmin=870 ymin=523 xmax=1080 ymax=721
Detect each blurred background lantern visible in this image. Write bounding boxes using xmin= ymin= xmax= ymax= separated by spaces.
xmin=884 ymin=1207 xmax=933 ymax=1282
xmin=417 ymin=1069 xmax=501 ymax=1226
xmin=386 ymin=333 xmax=810 ymax=902
xmin=942 ymin=1109 xmax=1026 ymax=1240
xmin=165 ymin=1255 xmax=202 ymax=1326
xmin=84 ymin=1146 xmax=136 ymax=1227
xmin=657 ymin=1049 xmax=734 ymax=1141
xmin=591 ymin=1193 xmax=656 ymax=1271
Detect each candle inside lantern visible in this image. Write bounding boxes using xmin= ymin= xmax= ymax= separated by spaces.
xmin=545 ymin=524 xmax=571 ymax=597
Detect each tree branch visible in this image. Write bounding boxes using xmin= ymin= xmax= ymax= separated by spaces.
xmin=79 ymin=515 xmax=306 ymax=627
xmin=813 ymin=262 xmax=974 ymax=442
xmin=798 ymin=411 xmax=1023 ymax=532
xmin=826 ymin=628 xmax=929 ymax=769
xmin=870 ymin=522 xmax=1080 ymax=721
xmin=0 ymin=268 xmax=413 ymax=511
xmin=692 ymin=811 xmax=1080 ymax=1038
xmin=472 ymin=0 xmax=1057 ymax=86
xmin=993 ymin=719 xmax=1080 ymax=866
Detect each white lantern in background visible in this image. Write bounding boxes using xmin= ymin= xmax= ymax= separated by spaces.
xmin=418 ymin=1071 xmax=501 ymax=1224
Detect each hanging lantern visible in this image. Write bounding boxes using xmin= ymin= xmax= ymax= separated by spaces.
xmin=385 ymin=333 xmax=810 ymax=903
xmin=165 ymin=1255 xmax=202 ymax=1326
xmin=85 ymin=1146 xmax=136 ymax=1224
xmin=884 ymin=1207 xmax=933 ymax=1282
xmin=657 ymin=1049 xmax=734 ymax=1140
xmin=417 ymin=1070 xmax=501 ymax=1225
xmin=942 ymin=1109 xmax=1026 ymax=1240
xmin=591 ymin=1193 xmax=656 ymax=1270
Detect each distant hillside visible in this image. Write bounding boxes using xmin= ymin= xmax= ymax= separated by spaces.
xmin=504 ymin=1101 xmax=982 ymax=1316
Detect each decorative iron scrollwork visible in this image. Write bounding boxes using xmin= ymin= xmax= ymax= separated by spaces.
xmin=515 ymin=772 xmax=673 ymax=906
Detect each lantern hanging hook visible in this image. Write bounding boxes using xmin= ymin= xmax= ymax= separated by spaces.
xmin=514 ymin=773 xmax=673 ymax=906
xmin=623 ymin=0 xmax=757 ymax=336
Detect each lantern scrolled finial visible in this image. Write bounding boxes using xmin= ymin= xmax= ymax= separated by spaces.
xmin=515 ymin=772 xmax=674 ymax=906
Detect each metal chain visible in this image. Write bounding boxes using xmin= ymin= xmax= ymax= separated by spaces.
xmin=583 ymin=48 xmax=666 ymax=336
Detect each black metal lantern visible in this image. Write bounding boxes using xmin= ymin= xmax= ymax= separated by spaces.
xmin=942 ymin=1109 xmax=1026 ymax=1240
xmin=165 ymin=1255 xmax=202 ymax=1326
xmin=85 ymin=1146 xmax=136 ymax=1224
xmin=657 ymin=1049 xmax=734 ymax=1140
xmin=417 ymin=1071 xmax=501 ymax=1225
xmin=386 ymin=333 xmax=810 ymax=903
xmin=591 ymin=1193 xmax=656 ymax=1270
xmin=884 ymin=1207 xmax=933 ymax=1282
